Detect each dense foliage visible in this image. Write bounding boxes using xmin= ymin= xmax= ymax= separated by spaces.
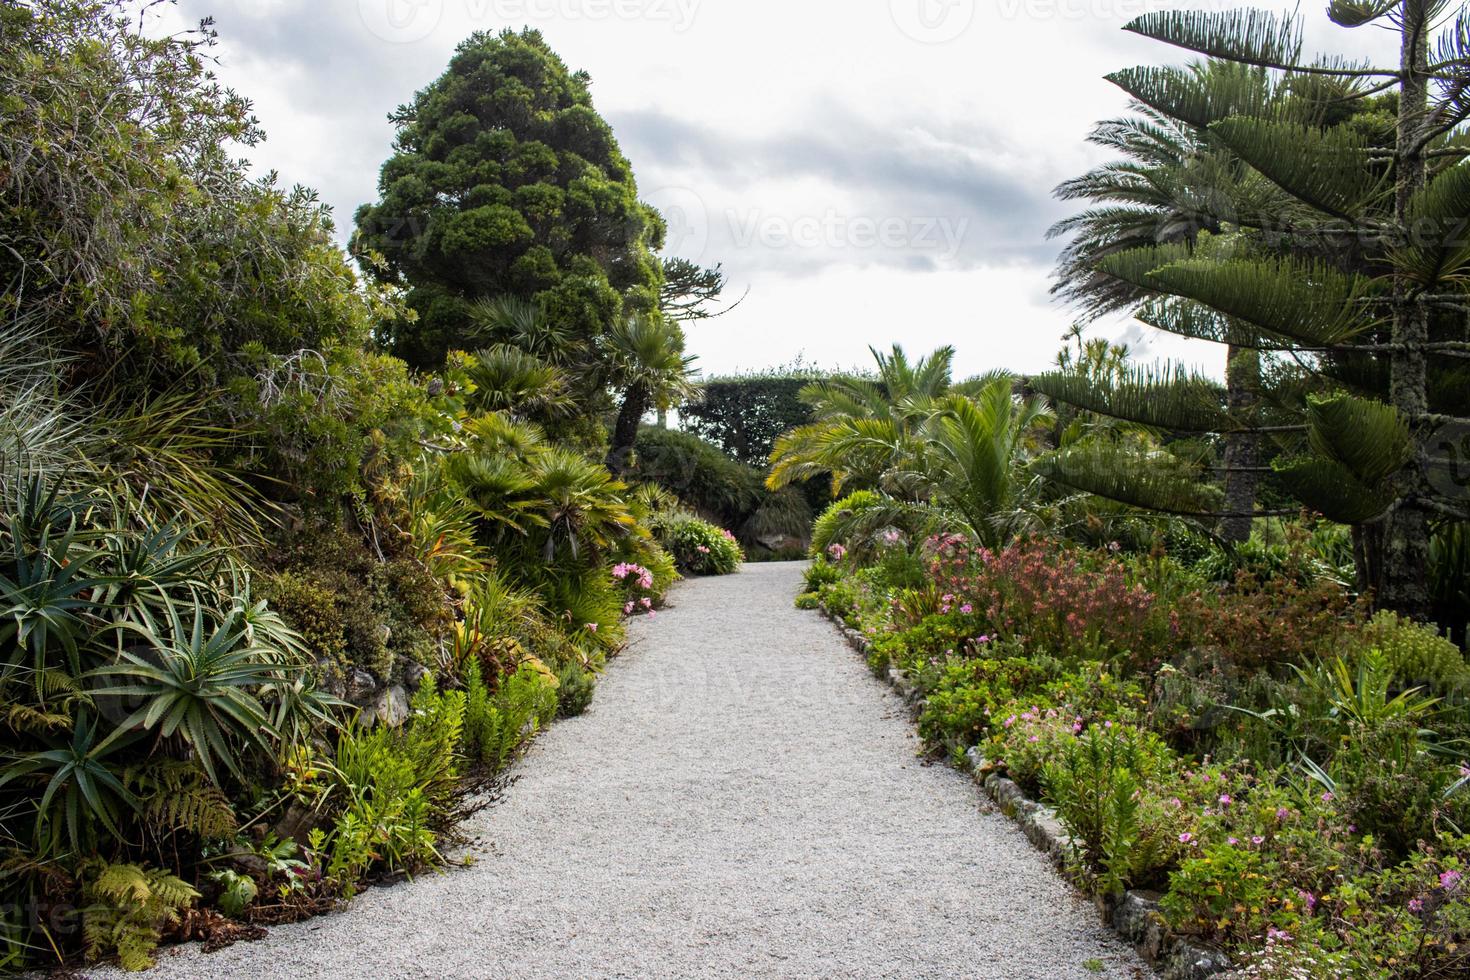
xmin=353 ymin=28 xmax=663 ymax=372
xmin=804 ymin=530 xmax=1469 ymax=977
xmin=678 ymin=369 xmax=823 ymax=467
xmin=0 ymin=4 xmax=742 ymax=972
xmin=1039 ymin=3 xmax=1470 ymax=625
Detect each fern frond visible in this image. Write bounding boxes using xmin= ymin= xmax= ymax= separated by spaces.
xmin=132 ymin=761 xmax=238 ymax=839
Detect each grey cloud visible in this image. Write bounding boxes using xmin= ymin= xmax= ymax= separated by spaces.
xmin=610 ymin=104 xmax=1068 ymax=277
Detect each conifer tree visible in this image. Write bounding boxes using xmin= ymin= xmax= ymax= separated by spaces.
xmin=1039 ymin=3 xmax=1470 ymax=616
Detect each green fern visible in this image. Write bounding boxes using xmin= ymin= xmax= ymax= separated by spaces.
xmin=82 ymin=862 xmax=198 ymax=972
xmin=132 ymin=761 xmax=238 ymax=840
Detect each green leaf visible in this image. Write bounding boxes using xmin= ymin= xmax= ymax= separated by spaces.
xmin=1304 ymin=393 xmax=1411 ymax=484
xmin=1032 ymin=443 xmax=1223 ymax=516
xmin=1123 ymin=8 xmax=1303 ymax=68
xmin=1110 ymin=253 xmax=1378 ymax=348
xmin=1326 ymin=0 xmax=1399 ymax=28
xmin=1273 ymin=455 xmax=1394 ymax=523
xmin=1106 ymin=63 xmax=1276 ymax=130
xmin=1209 ymin=117 xmax=1385 ymax=219
xmin=1029 ymin=364 xmax=1229 ymax=433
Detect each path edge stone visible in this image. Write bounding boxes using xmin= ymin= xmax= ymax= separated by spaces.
xmin=819 ymin=604 xmax=1232 ymax=980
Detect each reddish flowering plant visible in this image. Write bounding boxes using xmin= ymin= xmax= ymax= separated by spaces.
xmin=924 ymin=536 xmax=1172 ymax=665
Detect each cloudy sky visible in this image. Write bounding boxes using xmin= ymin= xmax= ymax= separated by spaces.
xmin=157 ymin=0 xmax=1399 ymax=380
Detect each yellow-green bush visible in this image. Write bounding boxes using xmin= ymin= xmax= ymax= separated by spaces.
xmin=1354 ymin=610 xmax=1468 ymax=692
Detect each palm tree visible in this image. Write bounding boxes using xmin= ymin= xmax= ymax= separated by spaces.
xmin=766 ymin=345 xmax=962 ymax=493
xmin=605 ymin=314 xmax=700 ymax=473
xmin=769 ymin=346 xmax=1052 ymax=549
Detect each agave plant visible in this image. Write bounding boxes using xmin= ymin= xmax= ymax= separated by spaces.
xmin=91 ymin=601 xmax=301 ymax=785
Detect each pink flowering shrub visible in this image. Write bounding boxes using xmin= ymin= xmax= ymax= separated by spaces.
xmin=612 ymin=562 xmax=659 ymax=618
xmin=926 ymin=536 xmax=1173 ymax=667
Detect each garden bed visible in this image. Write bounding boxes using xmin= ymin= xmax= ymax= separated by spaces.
xmin=822 ymin=607 xmax=1232 ymax=980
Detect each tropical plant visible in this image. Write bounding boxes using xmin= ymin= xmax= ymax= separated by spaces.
xmin=606 ymin=314 xmax=701 ymax=473
xmin=1039 ymin=3 xmax=1470 ymax=616
xmin=771 ymin=353 xmax=1053 ymax=548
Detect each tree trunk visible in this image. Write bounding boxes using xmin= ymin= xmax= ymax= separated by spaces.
xmin=1220 ymin=344 xmax=1261 ymax=544
xmin=607 ymin=381 xmax=649 ymax=475
xmin=1382 ymin=0 xmax=1434 ymax=617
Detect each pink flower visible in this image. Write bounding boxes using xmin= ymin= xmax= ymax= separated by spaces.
xmin=1003 ymin=715 xmax=1017 ymax=728
xmin=1409 ymin=898 xmax=1424 ymax=913
xmin=1218 ymin=794 xmax=1232 ymax=807
xmin=624 ymin=602 xmax=635 ymax=614
xmin=959 ymin=603 xmax=974 ymax=614
xmin=1251 ymin=836 xmax=1265 ymax=845
xmin=1178 ymin=833 xmax=1193 ymax=844
xmin=1276 ymin=807 xmax=1290 ymax=822
xmin=1228 ymin=837 xmax=1240 ymax=846
xmin=1298 ymin=890 xmax=1316 ymax=912
xmin=586 ymin=622 xmax=599 ymax=633
xmin=640 ymin=597 xmax=653 ymax=609
xmin=1441 ymin=870 xmax=1463 ymax=892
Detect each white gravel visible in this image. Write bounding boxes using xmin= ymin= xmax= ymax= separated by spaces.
xmin=96 ymin=561 xmax=1150 ymax=980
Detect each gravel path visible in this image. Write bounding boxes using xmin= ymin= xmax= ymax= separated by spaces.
xmin=104 ymin=562 xmax=1149 ymax=980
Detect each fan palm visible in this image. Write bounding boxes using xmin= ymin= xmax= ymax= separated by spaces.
xmin=606 ymin=314 xmax=700 ymax=472
xmin=767 ymin=344 xmax=959 ymax=493
xmin=462 ymin=345 xmax=575 ymax=422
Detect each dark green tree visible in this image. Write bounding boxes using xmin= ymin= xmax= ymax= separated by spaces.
xmin=353 ymin=28 xmax=664 ymax=369
xmin=1036 ymin=3 xmax=1470 ymax=618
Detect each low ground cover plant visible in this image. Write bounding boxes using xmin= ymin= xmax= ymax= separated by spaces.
xmin=804 ymin=520 xmax=1470 ymax=975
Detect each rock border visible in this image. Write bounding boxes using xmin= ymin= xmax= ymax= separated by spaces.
xmin=821 ymin=607 xmax=1232 ymax=980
